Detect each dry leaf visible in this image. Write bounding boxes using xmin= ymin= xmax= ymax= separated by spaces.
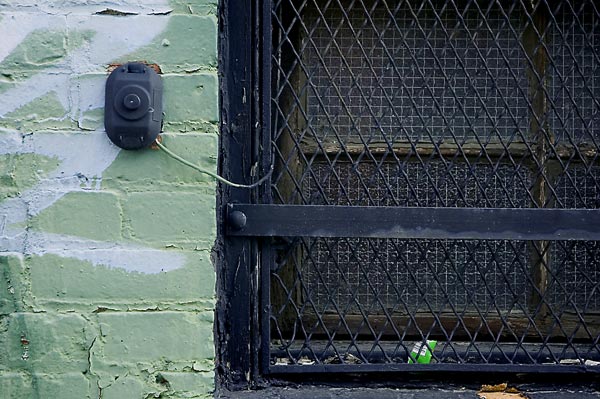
xmin=480 ymin=383 xmax=508 ymax=393
xmin=477 ymin=393 xmax=526 ymax=399
xmin=478 ymin=383 xmax=527 ymax=399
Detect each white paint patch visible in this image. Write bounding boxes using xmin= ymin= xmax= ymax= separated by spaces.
xmin=0 ymin=1 xmax=187 ymax=274
xmin=0 ymin=13 xmax=59 ymax=63
xmin=0 ymin=131 xmax=119 ymax=224
xmin=0 ymin=129 xmax=25 ymax=154
xmin=25 ymin=232 xmax=187 ymax=274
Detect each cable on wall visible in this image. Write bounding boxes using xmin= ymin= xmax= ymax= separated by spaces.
xmin=155 ymin=140 xmax=272 ymax=189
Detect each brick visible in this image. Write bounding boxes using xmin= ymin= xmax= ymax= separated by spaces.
xmin=117 ymin=15 xmax=218 ymax=73
xmin=169 ymin=0 xmax=218 ymax=16
xmin=0 ymin=92 xmax=75 ymax=131
xmin=73 ymin=73 xmax=106 ymax=130
xmin=78 ymin=108 xmax=104 ymax=131
xmin=0 ymin=81 xmax=16 ymax=95
xmin=101 ymin=133 xmax=218 ymax=191
xmin=0 ymin=26 xmax=69 ymax=76
xmin=28 ymin=253 xmax=215 ymax=311
xmin=0 ymin=23 xmax=92 ymax=78
xmin=97 ymin=311 xmax=214 ymax=363
xmin=30 ymin=191 xmax=122 ymax=242
xmin=0 ymin=153 xmax=60 ymax=201
xmin=0 ymin=313 xmax=94 ymax=373
xmin=0 ymin=372 xmax=90 ymax=399
xmin=163 ymin=74 xmax=218 ymax=125
xmin=101 ymin=377 xmax=144 ymax=399
xmin=155 ymin=371 xmax=214 ymax=396
xmin=0 ymin=256 xmax=26 ymax=316
xmin=71 ymin=14 xmax=171 ymax=70
xmin=122 ymin=190 xmax=216 ymax=244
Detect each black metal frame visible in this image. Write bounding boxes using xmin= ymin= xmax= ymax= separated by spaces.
xmin=218 ymin=0 xmax=276 ymax=388
xmin=217 ymin=0 xmax=261 ymax=388
xmin=218 ymin=0 xmax=600 ymax=388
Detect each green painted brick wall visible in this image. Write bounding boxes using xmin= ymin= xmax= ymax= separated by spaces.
xmin=0 ymin=1 xmax=218 ymax=398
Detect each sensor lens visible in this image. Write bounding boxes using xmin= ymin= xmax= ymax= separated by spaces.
xmin=123 ymin=93 xmax=142 ymax=110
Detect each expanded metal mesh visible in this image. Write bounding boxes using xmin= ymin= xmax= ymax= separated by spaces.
xmin=269 ymin=0 xmax=600 ymax=368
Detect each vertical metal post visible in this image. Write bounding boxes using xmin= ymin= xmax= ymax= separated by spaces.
xmin=217 ymin=0 xmax=256 ymax=389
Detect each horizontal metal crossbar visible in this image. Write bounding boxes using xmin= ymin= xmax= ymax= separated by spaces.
xmin=269 ymin=363 xmax=600 ymax=375
xmin=228 ymin=204 xmax=600 ymax=240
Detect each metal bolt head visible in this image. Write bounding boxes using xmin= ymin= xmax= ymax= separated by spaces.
xmin=229 ymin=210 xmax=247 ymax=230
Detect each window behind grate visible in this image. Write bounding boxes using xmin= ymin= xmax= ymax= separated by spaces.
xmin=299 ymin=162 xmax=533 ymax=314
xmin=304 ymin=3 xmax=530 ymax=142
xmin=270 ymin=0 xmax=600 ymax=366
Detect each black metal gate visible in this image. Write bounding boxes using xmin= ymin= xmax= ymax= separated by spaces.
xmin=223 ymin=0 xmax=600 ymax=377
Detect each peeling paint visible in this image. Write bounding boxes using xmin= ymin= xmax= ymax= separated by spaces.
xmin=27 ymin=232 xmax=186 ymax=273
xmin=94 ymin=8 xmax=139 ymax=16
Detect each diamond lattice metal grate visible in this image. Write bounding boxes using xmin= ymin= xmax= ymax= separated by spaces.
xmin=268 ymin=0 xmax=600 ymax=370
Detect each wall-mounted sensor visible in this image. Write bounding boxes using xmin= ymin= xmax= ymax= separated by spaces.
xmin=105 ymin=62 xmax=163 ymax=150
